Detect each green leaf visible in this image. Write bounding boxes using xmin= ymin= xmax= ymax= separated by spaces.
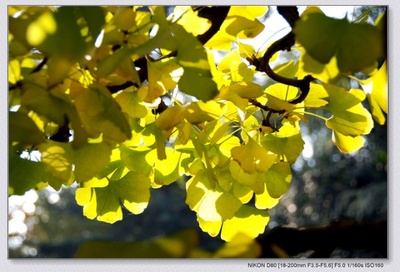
xmin=31 ymin=7 xmax=87 ymax=60
xmin=221 ymin=205 xmax=269 ymax=242
xmin=262 ymin=162 xmax=292 ymax=199
xmin=324 ymin=84 xmax=373 ymax=136
xmin=75 ymin=84 xmax=132 ymax=142
xmin=9 ymin=111 xmax=46 ymax=146
xmin=73 ymin=142 xmax=112 ymax=182
xmin=78 ymin=6 xmax=106 ymax=41
xmin=178 ymin=67 xmax=218 ymax=102
xmin=294 ymin=12 xmax=385 ymax=74
xmin=39 ymin=141 xmax=73 ymax=189
xmin=120 ymin=145 xmax=153 ymax=176
xmin=76 ymin=171 xmax=151 ymax=223
xmin=115 ymin=91 xmax=147 ymax=119
xmin=171 ymin=23 xmax=218 ymax=101
xmin=261 ymin=122 xmax=304 ymax=163
xmin=9 ymin=149 xmax=45 ymax=195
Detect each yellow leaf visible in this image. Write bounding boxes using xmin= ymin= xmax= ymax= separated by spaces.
xmin=304 ymin=82 xmax=329 ymax=108
xmin=332 ymin=130 xmax=365 ymax=153
xmin=360 ymin=61 xmax=387 ymax=124
xmin=221 ymin=205 xmax=269 ymax=242
xmin=231 ymin=137 xmax=277 ymax=174
xmin=255 ymin=184 xmax=280 ymax=209
xmin=155 ymin=105 xmax=185 ymax=131
xmin=197 ymin=217 xmax=222 ymax=237
xmin=174 ymin=6 xmax=211 ymax=36
xmin=325 ymin=84 xmax=374 ymax=136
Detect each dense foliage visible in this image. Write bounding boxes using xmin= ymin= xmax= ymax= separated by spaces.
xmin=9 ymin=6 xmax=387 ymax=243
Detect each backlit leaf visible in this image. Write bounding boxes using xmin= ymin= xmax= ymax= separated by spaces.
xmin=325 ymin=84 xmax=373 ymax=136
xmin=332 ymin=131 xmax=365 ymax=154
xmin=221 ymin=205 xmax=269 ymax=242
xmin=261 ymin=122 xmax=304 ymax=163
xmin=231 ymin=137 xmax=277 ymax=174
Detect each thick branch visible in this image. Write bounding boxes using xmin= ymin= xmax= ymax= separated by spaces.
xmin=252 ymin=6 xmax=314 ymax=105
xmin=257 ymin=220 xmax=387 ymax=258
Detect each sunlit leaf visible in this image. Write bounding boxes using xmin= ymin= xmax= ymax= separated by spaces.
xmin=325 ymin=84 xmax=373 ymax=136
xmin=262 ymin=162 xmax=292 ymax=198
xmin=303 ymin=82 xmax=329 ymax=108
xmin=255 ymin=184 xmax=280 ymax=210
xmin=206 ymin=7 xmax=267 ymax=50
xmin=359 ymin=61 xmax=387 ymax=124
xmin=39 ymin=141 xmax=73 ymax=188
xmin=221 ymin=205 xmax=269 ymax=242
xmin=231 ymin=137 xmax=277 ymax=174
xmin=174 ymin=6 xmax=211 ymax=36
xmin=332 ymin=130 xmax=365 ymax=154
xmin=261 ymin=122 xmax=304 ymax=163
xmin=146 ymin=57 xmax=181 ymax=102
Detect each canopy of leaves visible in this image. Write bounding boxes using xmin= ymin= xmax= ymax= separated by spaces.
xmin=8 ymin=5 xmax=386 ymax=244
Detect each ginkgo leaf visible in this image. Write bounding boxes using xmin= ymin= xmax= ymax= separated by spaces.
xmin=262 ymin=162 xmax=292 ymax=198
xmin=261 ymin=122 xmax=304 ymax=163
xmin=9 ymin=111 xmax=46 ymax=146
xmin=324 ymin=84 xmax=373 ymax=136
xmin=119 ymin=145 xmax=153 ymax=176
xmin=205 ymin=7 xmax=267 ymax=50
xmin=115 ymin=91 xmax=147 ymax=119
xmin=197 ymin=217 xmax=222 ymax=237
xmin=294 ymin=11 xmax=385 ymax=74
xmin=173 ymin=6 xmax=211 ymax=36
xmin=255 ymin=184 xmax=280 ymax=210
xmin=9 ymin=149 xmax=45 ymax=195
xmin=303 ymin=83 xmax=329 ymax=108
xmin=155 ymin=105 xmax=185 ymax=131
xmin=39 ymin=141 xmax=73 ymax=186
xmin=111 ymin=171 xmax=151 ymax=214
xmin=146 ymin=57 xmax=181 ymax=103
xmin=359 ymin=61 xmax=388 ymax=125
xmin=221 ymin=205 xmax=270 ymax=242
xmin=186 ymin=170 xmax=242 ymax=221
xmin=274 ymin=60 xmax=299 ymax=79
xmin=75 ymin=84 xmax=132 ymax=142
xmin=76 ymin=171 xmax=151 ymax=223
xmin=229 ymin=160 xmax=264 ymax=194
xmin=332 ymin=131 xmax=365 ymax=154
xmin=73 ymin=142 xmax=112 ymax=182
xmin=231 ymin=137 xmax=277 ymax=174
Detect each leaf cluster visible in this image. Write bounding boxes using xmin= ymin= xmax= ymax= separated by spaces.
xmin=8 ymin=6 xmax=386 ymax=242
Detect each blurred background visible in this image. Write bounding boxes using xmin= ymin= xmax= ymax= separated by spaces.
xmin=8 ymin=6 xmax=387 ymax=258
